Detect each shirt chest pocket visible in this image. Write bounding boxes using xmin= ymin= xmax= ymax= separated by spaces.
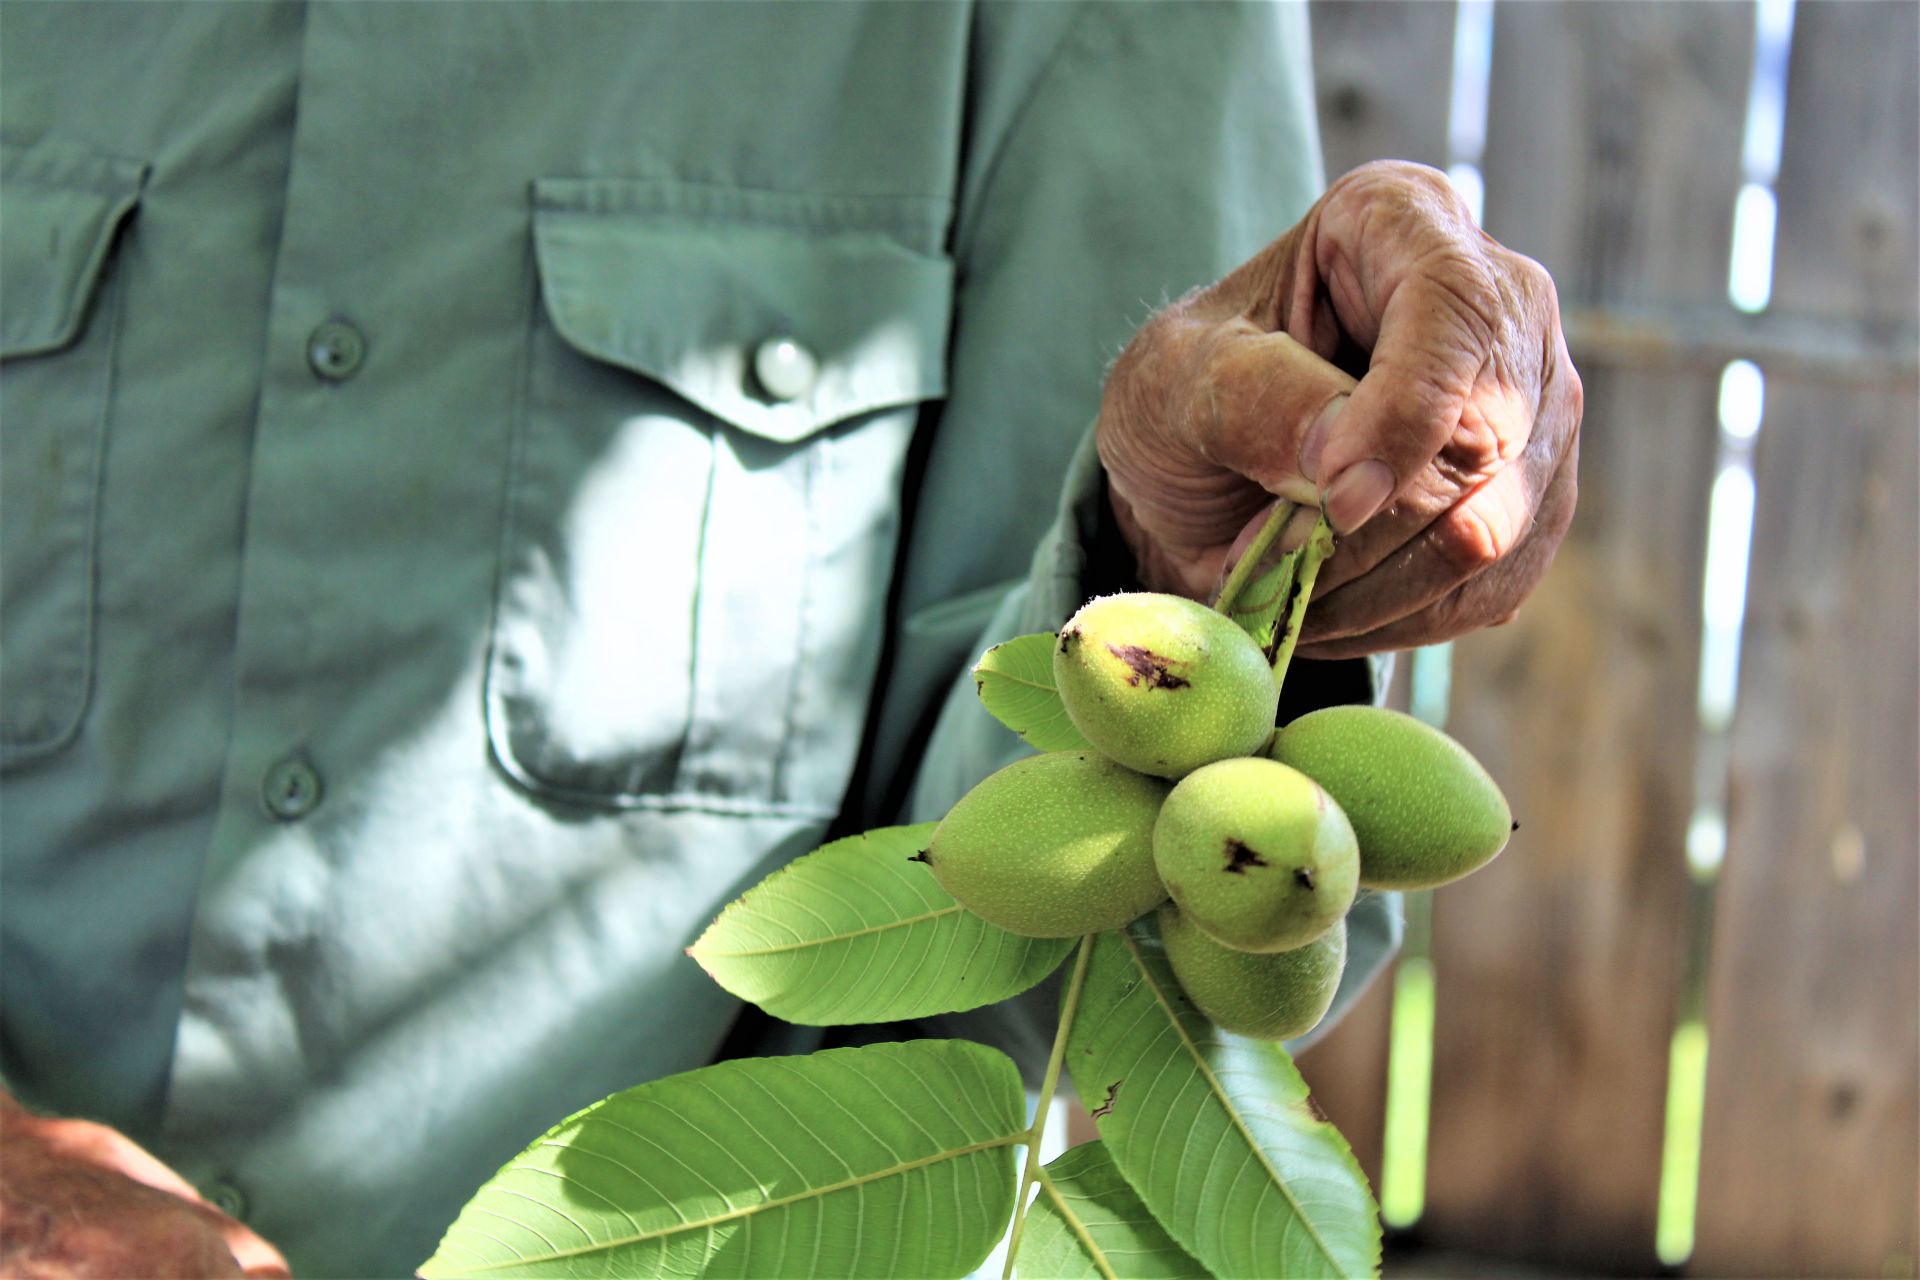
xmin=487 ymin=178 xmax=953 ymax=816
xmin=0 ymin=140 xmax=145 ymax=769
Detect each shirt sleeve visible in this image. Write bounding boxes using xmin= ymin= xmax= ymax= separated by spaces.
xmin=852 ymin=2 xmax=1403 ymax=1076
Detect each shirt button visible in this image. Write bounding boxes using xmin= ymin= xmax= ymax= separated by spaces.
xmin=262 ymin=757 xmax=323 ymax=821
xmin=752 ymin=336 xmax=818 ymax=402
xmin=307 ymin=320 xmax=366 ymax=381
xmin=207 ymin=1179 xmax=249 ymax=1222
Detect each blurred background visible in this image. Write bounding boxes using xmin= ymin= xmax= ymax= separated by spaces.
xmin=1291 ymin=3 xmax=1918 ymax=1278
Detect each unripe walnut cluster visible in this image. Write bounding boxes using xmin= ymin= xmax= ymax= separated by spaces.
xmin=920 ymin=592 xmax=1512 ymax=1042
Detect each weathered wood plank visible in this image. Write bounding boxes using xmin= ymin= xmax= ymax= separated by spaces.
xmin=1297 ymin=6 xmax=1458 ymax=1202
xmin=1421 ymin=3 xmax=1752 ymax=1271
xmin=1692 ymin=3 xmax=1920 ymax=1276
xmin=1309 ymin=0 xmax=1457 ymax=180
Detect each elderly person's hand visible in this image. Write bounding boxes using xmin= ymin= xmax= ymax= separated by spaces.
xmin=0 ymin=1092 xmax=290 ymax=1279
xmin=1098 ymin=160 xmax=1582 ymax=658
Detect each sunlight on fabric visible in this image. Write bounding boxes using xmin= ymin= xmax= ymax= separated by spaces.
xmin=528 ymin=416 xmax=712 ymax=760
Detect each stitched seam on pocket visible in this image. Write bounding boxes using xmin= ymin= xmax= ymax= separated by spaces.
xmin=490 ymin=178 xmax=950 ymax=814
xmin=481 ymin=240 xmax=544 ymax=796
xmin=0 ymin=261 xmax=126 ymax=765
xmin=664 ymin=434 xmax=721 ymax=801
xmin=533 ymin=177 xmax=949 ymax=250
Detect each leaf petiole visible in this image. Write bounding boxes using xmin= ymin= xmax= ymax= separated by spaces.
xmin=1002 ymin=932 xmax=1096 ymax=1278
xmin=1268 ymin=515 xmax=1336 ymax=698
xmin=1212 ymin=500 xmax=1296 ymax=617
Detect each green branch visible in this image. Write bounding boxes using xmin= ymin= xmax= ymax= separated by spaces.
xmin=1269 ymin=515 xmax=1335 ymax=699
xmin=1212 ymin=500 xmax=1296 ymax=617
xmin=1002 ymin=933 xmax=1096 ymax=1278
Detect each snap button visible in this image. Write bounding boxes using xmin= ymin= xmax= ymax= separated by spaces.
xmin=752 ymin=336 xmax=817 ymax=402
xmin=262 ymin=757 xmax=323 ymax=821
xmin=207 ymin=1179 xmax=249 ymax=1222
xmin=307 ymin=320 xmax=366 ymax=381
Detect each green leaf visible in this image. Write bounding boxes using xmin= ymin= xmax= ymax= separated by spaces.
xmin=1223 ymin=551 xmax=1300 ymax=659
xmin=1067 ymin=926 xmax=1381 ymax=1280
xmin=1015 ymin=1141 xmax=1210 ymax=1279
xmin=973 ymin=632 xmax=1093 ymax=752
xmin=421 ymin=1040 xmax=1026 ymax=1279
xmin=689 ymin=824 xmax=1073 ymax=1025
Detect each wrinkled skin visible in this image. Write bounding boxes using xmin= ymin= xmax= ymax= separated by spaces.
xmin=0 ymin=1093 xmax=289 ymax=1279
xmin=0 ymin=160 xmax=1581 ymax=1279
xmin=1099 ymin=160 xmax=1583 ymax=658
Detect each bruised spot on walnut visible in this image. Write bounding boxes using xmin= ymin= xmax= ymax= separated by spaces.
xmin=1223 ymin=839 xmax=1268 ymax=875
xmin=1294 ymin=866 xmax=1316 ymax=891
xmin=908 ymin=850 xmax=931 ymax=864
xmin=1057 ymin=627 xmax=1078 ymax=656
xmin=1106 ymin=644 xmax=1189 ymax=689
xmin=1091 ymin=1078 xmax=1123 ymax=1119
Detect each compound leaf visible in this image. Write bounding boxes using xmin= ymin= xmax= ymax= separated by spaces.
xmin=1015 ymin=1140 xmax=1209 ymax=1279
xmin=973 ymin=632 xmax=1092 ymax=752
xmin=689 ymin=823 xmax=1072 ymax=1025
xmin=420 ymin=1039 xmax=1026 ymax=1279
xmin=1067 ymin=925 xmax=1380 ymax=1280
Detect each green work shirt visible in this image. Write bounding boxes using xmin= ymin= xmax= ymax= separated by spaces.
xmin=0 ymin=3 xmax=1394 ymax=1273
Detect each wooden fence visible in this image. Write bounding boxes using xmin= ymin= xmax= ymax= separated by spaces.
xmin=1296 ymin=4 xmax=1919 ymax=1278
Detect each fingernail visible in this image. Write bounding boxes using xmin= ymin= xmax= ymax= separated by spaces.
xmin=1324 ymin=459 xmax=1395 ymax=533
xmin=1298 ymin=395 xmax=1346 ymax=485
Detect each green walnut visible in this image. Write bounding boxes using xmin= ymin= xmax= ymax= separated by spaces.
xmin=1270 ymin=705 xmax=1512 ymax=890
xmin=1160 ymin=904 xmax=1347 ymax=1041
xmin=921 ymin=751 xmax=1171 ymax=938
xmin=1053 ymin=592 xmax=1278 ymax=779
xmin=1152 ymin=756 xmax=1358 ymax=953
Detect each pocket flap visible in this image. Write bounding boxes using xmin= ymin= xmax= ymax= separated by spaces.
xmin=1 ymin=140 xmax=146 ymax=360
xmin=532 ymin=177 xmax=952 ymax=443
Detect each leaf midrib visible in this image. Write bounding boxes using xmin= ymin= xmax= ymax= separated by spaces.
xmin=981 ymin=668 xmax=1055 ymax=692
xmin=455 ymin=1132 xmax=1024 ymax=1273
xmin=1035 ymin=1168 xmax=1121 ymax=1280
xmin=691 ymin=904 xmax=966 ymax=959
xmin=1116 ymin=930 xmax=1343 ymax=1274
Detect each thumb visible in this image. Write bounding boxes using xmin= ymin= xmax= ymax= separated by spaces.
xmin=1190 ymin=325 xmax=1357 ymax=509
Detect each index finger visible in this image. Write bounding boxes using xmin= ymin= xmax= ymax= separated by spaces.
xmin=1313 ymin=261 xmax=1516 ymax=534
